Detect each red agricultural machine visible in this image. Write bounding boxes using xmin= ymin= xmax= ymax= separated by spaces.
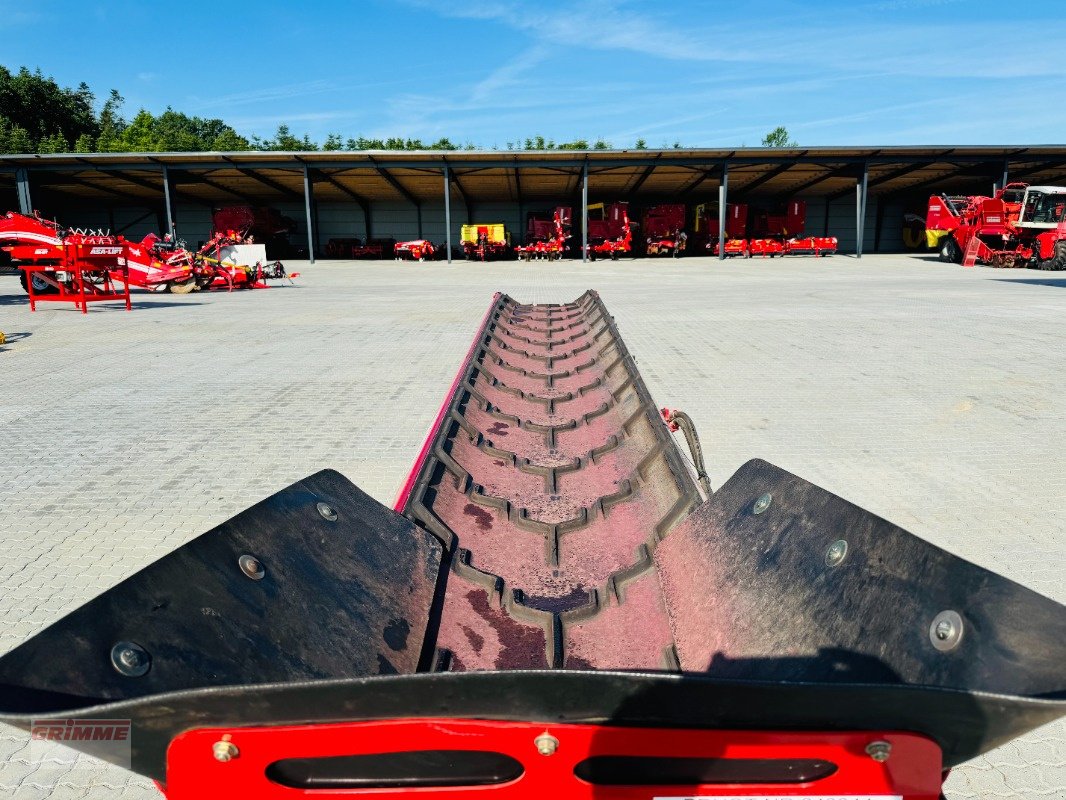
xmin=516 ymin=207 xmax=572 ymax=261
xmin=641 ymin=204 xmax=687 ymax=257
xmin=697 ymin=201 xmax=837 ymax=258
xmin=696 ymin=203 xmax=749 ymax=257
xmin=925 ymin=182 xmax=1066 ymax=269
xmin=2 ymin=211 xmax=193 ymax=295
xmin=0 ymin=291 xmax=1062 ymax=800
xmin=394 ymin=239 xmax=439 ymax=261
xmin=324 ymin=238 xmax=397 ymax=259
xmin=585 ymin=202 xmax=633 ymax=260
xmin=2 ymin=211 xmax=293 ymax=297
xmin=461 ymin=224 xmax=512 ymax=261
xmin=211 ymin=206 xmax=300 ymax=259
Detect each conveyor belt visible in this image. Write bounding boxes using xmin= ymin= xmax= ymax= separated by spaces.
xmin=401 ymin=292 xmax=702 ymax=670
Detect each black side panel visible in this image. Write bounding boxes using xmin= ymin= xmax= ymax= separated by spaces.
xmin=656 ymin=458 xmax=1066 ymax=697
xmin=0 ymin=469 xmax=443 ymax=707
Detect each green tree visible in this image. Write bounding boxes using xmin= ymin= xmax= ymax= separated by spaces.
xmin=635 ymin=138 xmax=647 ymax=149
xmin=5 ymin=124 xmax=33 ymax=154
xmin=255 ymin=124 xmax=318 ymax=151
xmin=96 ymin=90 xmax=126 ymax=151
xmin=36 ymin=131 xmax=69 ymax=154
xmin=0 ymin=66 xmax=98 ymax=153
xmin=210 ymin=127 xmax=250 ymax=151
xmin=322 ymin=133 xmax=343 ymax=151
xmin=761 ymin=126 xmax=797 ymax=147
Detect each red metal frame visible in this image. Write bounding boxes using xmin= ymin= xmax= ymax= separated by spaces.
xmin=162 ymin=718 xmax=943 ymax=799
xmin=21 ymin=263 xmax=131 ymax=313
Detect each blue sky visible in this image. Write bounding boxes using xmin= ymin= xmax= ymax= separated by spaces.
xmin=3 ymin=0 xmax=1065 ymax=147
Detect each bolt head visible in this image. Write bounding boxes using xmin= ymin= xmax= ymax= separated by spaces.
xmin=930 ymin=610 xmax=964 ymax=651
xmin=534 ymin=732 xmax=559 ymax=756
xmin=865 ymin=740 xmax=892 ymax=762
xmin=825 ymin=539 xmax=848 ymax=567
xmin=752 ymin=493 xmax=772 ymax=515
xmin=238 ymin=554 xmax=265 ymax=580
xmin=317 ymin=501 xmax=338 ymax=521
xmin=110 ymin=641 xmax=150 ymax=677
xmin=212 ymin=740 xmax=239 ymax=762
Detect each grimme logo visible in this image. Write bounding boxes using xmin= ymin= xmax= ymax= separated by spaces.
xmin=29 ymin=719 xmax=131 ymax=768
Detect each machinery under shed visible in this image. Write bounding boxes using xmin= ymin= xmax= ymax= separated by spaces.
xmin=3 ymin=146 xmax=1066 ymax=263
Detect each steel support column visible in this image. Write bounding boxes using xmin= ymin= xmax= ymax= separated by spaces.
xmin=718 ymin=162 xmax=729 ymax=261
xmin=1002 ymin=160 xmax=1010 ymax=192
xmin=581 ymin=160 xmax=588 ymax=263
xmin=856 ymin=163 xmax=868 ymax=258
xmin=302 ymin=164 xmax=315 ymax=263
xmin=873 ymin=197 xmax=885 ymax=253
xmin=162 ymin=166 xmax=175 ymax=239
xmin=444 ymin=165 xmax=452 ymax=264
xmin=15 ymin=168 xmax=32 ymax=214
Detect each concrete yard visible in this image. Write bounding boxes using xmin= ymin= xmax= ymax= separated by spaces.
xmin=0 ymin=253 xmax=1063 ymax=798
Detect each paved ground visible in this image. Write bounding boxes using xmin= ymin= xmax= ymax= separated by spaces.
xmin=0 ymin=254 xmax=1063 ymax=798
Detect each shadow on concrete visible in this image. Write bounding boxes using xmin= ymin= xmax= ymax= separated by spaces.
xmin=0 ymin=330 xmax=30 ymax=352
xmin=993 ymin=278 xmax=1066 ymax=288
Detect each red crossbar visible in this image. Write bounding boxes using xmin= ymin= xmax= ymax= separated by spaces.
xmin=163 ymin=718 xmax=942 ymax=799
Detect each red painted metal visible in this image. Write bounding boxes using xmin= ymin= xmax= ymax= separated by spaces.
xmin=746 ymin=238 xmax=786 ymax=258
xmin=785 ymin=236 xmax=839 ymax=256
xmin=162 ymin=718 xmax=943 ymax=799
xmin=19 ymin=260 xmax=131 ymax=313
xmin=711 ymin=238 xmax=748 ymax=257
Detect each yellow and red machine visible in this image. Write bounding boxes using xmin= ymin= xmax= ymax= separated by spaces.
xmin=461 ymin=223 xmax=512 ymax=261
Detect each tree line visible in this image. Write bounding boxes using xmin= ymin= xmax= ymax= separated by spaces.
xmin=1 ymin=66 xmax=795 ymax=154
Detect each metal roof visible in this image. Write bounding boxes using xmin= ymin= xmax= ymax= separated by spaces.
xmin=3 ymin=146 xmax=1066 ymax=207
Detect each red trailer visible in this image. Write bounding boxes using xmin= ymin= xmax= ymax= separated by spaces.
xmin=642 ymin=204 xmax=688 ymax=257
